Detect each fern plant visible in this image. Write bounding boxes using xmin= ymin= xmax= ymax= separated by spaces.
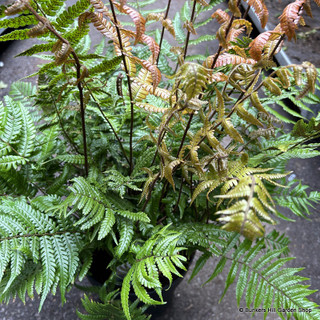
xmin=0 ymin=0 xmax=320 ymax=319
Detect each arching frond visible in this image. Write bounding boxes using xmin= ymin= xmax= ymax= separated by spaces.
xmin=279 ymin=0 xmax=305 ymax=41
xmin=121 ymin=226 xmax=187 ymax=320
xmin=0 ymin=198 xmax=84 ymax=309
xmin=208 ymin=238 xmax=320 ymax=319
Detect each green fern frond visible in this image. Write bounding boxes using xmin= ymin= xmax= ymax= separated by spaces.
xmin=16 ymin=43 xmax=55 ymax=57
xmin=0 ymin=155 xmax=27 ymax=170
xmin=189 ymin=34 xmax=216 ymax=46
xmin=77 ymin=292 xmax=150 ymax=320
xmin=9 ymin=81 xmax=36 ymax=103
xmin=0 ymin=198 xmax=83 ymax=309
xmin=64 ymin=17 xmax=91 ymax=45
xmin=16 ymin=100 xmax=36 ymax=157
xmin=173 ymin=12 xmax=186 ymax=44
xmin=206 ymin=238 xmax=320 ymax=320
xmin=275 ymin=180 xmax=320 ymax=219
xmin=50 ymin=177 xmax=148 ymax=240
xmin=121 ymin=226 xmax=187 ymax=320
xmin=40 ymin=0 xmax=65 ymax=16
xmin=89 ymin=56 xmax=123 ymax=75
xmin=252 ymin=148 xmax=320 ymax=167
xmin=46 ymin=165 xmax=72 ymax=195
xmin=54 ymin=0 xmax=90 ymax=31
xmin=0 ymin=29 xmax=30 ymax=41
xmin=0 ymin=96 xmax=35 ymax=168
xmin=264 ymin=230 xmax=290 ymax=256
xmin=115 ymin=217 xmax=134 ymax=258
xmin=0 ymin=14 xmax=37 ymax=29
xmin=56 ymin=154 xmax=86 ymax=165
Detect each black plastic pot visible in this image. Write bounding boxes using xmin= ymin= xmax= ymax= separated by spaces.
xmin=87 ymin=250 xmax=194 ymax=318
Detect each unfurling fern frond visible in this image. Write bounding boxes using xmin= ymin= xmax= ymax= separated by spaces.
xmin=121 ymin=226 xmax=187 ymax=320
xmin=173 ymin=62 xmax=210 ymax=100
xmin=206 ymin=238 xmax=320 ymax=320
xmin=52 ymin=41 xmax=72 ymax=65
xmin=27 ymin=22 xmax=49 ymax=38
xmin=0 ymin=198 xmax=84 ymax=309
xmin=249 ymin=31 xmax=280 ymax=61
xmin=228 ymin=0 xmax=241 ymax=17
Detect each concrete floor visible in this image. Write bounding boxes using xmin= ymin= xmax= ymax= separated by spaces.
xmin=0 ymin=1 xmax=320 ymax=319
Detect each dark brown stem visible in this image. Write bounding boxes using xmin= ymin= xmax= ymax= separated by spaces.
xmin=270 ymin=34 xmax=285 ymax=59
xmin=176 ymin=113 xmax=194 ymax=158
xmin=189 ymin=173 xmax=198 ymax=217
xmin=173 ymin=179 xmax=184 ymax=213
xmin=50 ymin=92 xmax=81 ymax=155
xmin=108 ymin=0 xmax=134 ymax=174
xmin=156 ymin=0 xmax=172 ymax=65
xmin=72 ymin=53 xmax=89 ymax=176
xmin=183 ymin=0 xmax=197 ymax=60
xmin=242 ymin=4 xmax=251 ymax=20
xmin=84 ymin=83 xmax=130 ymax=167
xmin=210 ymin=0 xmax=241 ymax=69
xmin=205 ymin=197 xmax=209 ymax=223
xmin=26 ymin=3 xmax=89 ymax=176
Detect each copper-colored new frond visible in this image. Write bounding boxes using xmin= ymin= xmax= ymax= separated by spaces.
xmin=194 ymin=0 xmax=209 ymax=6
xmin=140 ymin=34 xmax=160 ymax=64
xmin=203 ymin=53 xmax=256 ymax=68
xmin=90 ymin=12 xmax=117 ymax=40
xmin=227 ymin=26 xmax=245 ymax=43
xmin=249 ymin=31 xmax=279 ymax=61
xmin=27 ymin=21 xmax=48 ymax=38
xmin=119 ymin=0 xmax=127 ymax=10
xmin=279 ymin=0 xmax=305 ymax=41
xmin=246 ymin=0 xmax=269 ymax=28
xmin=89 ymin=0 xmax=112 ymax=19
xmin=4 ymin=0 xmax=29 ymax=16
xmin=211 ymin=9 xmax=231 ymax=24
xmin=113 ymin=2 xmax=146 ymax=45
xmin=54 ymin=43 xmax=72 ymax=66
xmin=162 ymin=19 xmax=175 ymax=38
xmin=130 ymin=56 xmax=161 ymax=92
xmin=146 ymin=13 xmax=164 ymax=22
